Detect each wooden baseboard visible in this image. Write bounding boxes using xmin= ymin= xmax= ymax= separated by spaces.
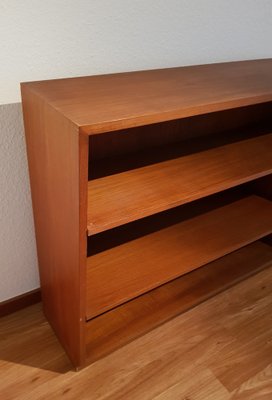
xmin=0 ymin=289 xmax=41 ymax=318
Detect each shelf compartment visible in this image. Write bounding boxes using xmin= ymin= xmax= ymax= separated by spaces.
xmin=87 ymin=189 xmax=247 ymax=257
xmin=86 ymin=241 xmax=272 ymax=362
xmin=86 ymin=195 xmax=272 ymax=319
xmin=87 ymin=133 xmax=272 ymax=235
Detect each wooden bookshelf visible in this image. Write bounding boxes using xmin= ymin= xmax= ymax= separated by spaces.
xmin=21 ymin=59 xmax=272 ymax=369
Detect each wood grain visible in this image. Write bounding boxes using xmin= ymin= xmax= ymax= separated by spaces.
xmin=21 ymin=59 xmax=272 ymax=134
xmin=1 ymin=262 xmax=272 ymax=399
xmin=85 ymin=241 xmax=272 ymax=362
xmin=87 ymin=189 xmax=248 ymax=256
xmin=86 ymin=196 xmax=272 ymax=318
xmin=21 ymin=59 xmax=272 ymax=370
xmin=21 ymin=85 xmax=89 ymax=368
xmin=87 ymin=134 xmax=272 ymax=234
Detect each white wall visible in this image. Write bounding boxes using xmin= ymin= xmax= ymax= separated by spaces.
xmin=0 ymin=0 xmax=272 ymax=301
xmin=0 ymin=103 xmax=39 ymax=301
xmin=1 ymin=0 xmax=272 ymax=105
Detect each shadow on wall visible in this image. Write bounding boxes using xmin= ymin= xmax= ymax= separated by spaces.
xmin=0 ymin=103 xmax=39 ymax=302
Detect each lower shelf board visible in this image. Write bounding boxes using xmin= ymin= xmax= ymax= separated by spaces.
xmin=86 ymin=195 xmax=272 ymax=319
xmin=85 ymin=241 xmax=272 ymax=363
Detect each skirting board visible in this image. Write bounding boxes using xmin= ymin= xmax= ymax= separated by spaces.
xmin=0 ymin=289 xmax=41 ymax=318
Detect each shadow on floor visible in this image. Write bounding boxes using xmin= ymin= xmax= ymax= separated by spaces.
xmin=0 ymin=303 xmax=72 ymax=373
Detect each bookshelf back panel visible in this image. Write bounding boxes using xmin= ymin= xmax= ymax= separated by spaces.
xmin=89 ymin=102 xmax=272 ymax=179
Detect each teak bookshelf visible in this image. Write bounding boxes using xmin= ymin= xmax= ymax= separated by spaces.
xmin=21 ymin=59 xmax=272 ymax=369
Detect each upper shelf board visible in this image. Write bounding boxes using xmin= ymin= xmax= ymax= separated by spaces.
xmin=21 ymin=59 xmax=272 ymax=135
xmin=87 ymin=133 xmax=272 ymax=235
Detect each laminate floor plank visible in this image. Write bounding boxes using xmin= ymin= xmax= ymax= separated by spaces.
xmin=153 ymin=368 xmax=231 ymax=400
xmin=230 ymin=364 xmax=272 ymax=400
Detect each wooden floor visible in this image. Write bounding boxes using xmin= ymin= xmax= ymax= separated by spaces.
xmin=1 ymin=267 xmax=272 ymax=400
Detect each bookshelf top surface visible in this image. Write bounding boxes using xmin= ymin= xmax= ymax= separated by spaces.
xmin=21 ymin=59 xmax=272 ymax=135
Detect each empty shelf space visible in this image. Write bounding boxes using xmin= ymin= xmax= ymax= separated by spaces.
xmin=89 ymin=124 xmax=272 ymax=180
xmin=86 ymin=241 xmax=272 ymax=363
xmin=87 ymin=133 xmax=272 ymax=234
xmin=86 ymin=195 xmax=272 ymax=319
xmin=87 ymin=188 xmax=248 ymax=257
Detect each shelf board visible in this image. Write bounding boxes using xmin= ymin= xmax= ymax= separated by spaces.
xmin=86 ymin=195 xmax=272 ymax=319
xmin=87 ymin=134 xmax=272 ymax=235
xmin=86 ymin=241 xmax=272 ymax=363
xmin=21 ymin=59 xmax=272 ymax=134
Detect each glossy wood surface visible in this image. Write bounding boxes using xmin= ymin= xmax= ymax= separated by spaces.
xmin=86 ymin=196 xmax=272 ymax=318
xmin=21 ymin=59 xmax=272 ymax=369
xmin=86 ymin=241 xmax=272 ymax=362
xmin=87 ymin=134 xmax=272 ymax=234
xmin=1 ymin=264 xmax=272 ymax=399
xmin=87 ymin=189 xmax=248 ymax=256
xmin=21 ymin=85 xmax=89 ymax=368
xmin=22 ymin=59 xmax=272 ymax=134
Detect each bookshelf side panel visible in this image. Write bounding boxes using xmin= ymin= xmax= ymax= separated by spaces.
xmin=21 ymin=86 xmax=88 ymax=368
